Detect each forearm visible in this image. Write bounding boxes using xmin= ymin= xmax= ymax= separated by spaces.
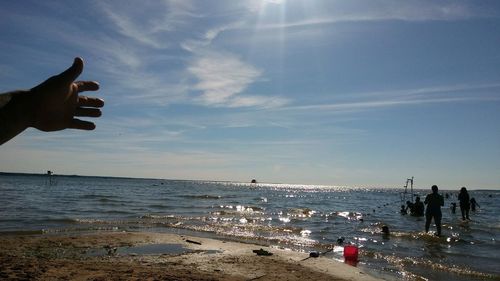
xmin=0 ymin=90 xmax=34 ymax=145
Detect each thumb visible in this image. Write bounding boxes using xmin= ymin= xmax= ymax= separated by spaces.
xmin=57 ymin=57 xmax=84 ymax=83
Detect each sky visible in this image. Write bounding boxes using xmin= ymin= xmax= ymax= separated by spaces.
xmin=1 ymin=0 xmax=499 ymax=189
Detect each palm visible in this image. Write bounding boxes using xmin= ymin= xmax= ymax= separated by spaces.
xmin=30 ymin=58 xmax=103 ymax=132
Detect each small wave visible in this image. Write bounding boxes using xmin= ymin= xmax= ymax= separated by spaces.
xmin=147 ymin=204 xmax=170 ymax=209
xmin=276 ymin=208 xmax=316 ymax=219
xmin=215 ymin=205 xmax=264 ymax=213
xmin=160 ymin=219 xmax=319 ymax=248
xmin=81 ymin=194 xmax=133 ymax=204
xmin=358 ymin=225 xmax=471 ymax=245
xmin=334 ymin=211 xmax=363 ymax=221
xmin=103 ymin=210 xmax=134 ymax=215
xmin=180 ymin=195 xmax=223 ymax=199
xmin=74 ymin=218 xmax=109 ymax=224
xmin=367 ymin=251 xmax=499 ymax=280
xmin=140 ymin=214 xmax=176 ymax=220
xmin=81 ymin=194 xmax=119 ymax=199
xmin=43 ymin=218 xmax=81 ymax=224
xmin=97 ymin=198 xmax=135 ymax=204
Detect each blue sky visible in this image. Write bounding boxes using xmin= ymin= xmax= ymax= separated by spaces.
xmin=1 ymin=0 xmax=499 ymax=189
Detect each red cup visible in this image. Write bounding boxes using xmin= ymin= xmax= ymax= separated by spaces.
xmin=343 ymin=245 xmax=358 ymax=261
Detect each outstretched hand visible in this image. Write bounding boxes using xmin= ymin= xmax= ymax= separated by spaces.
xmin=30 ymin=57 xmax=104 ymax=131
xmin=0 ymin=57 xmax=104 ymax=145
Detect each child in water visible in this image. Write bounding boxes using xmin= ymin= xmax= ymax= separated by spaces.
xmin=451 ymin=202 xmax=457 ymax=214
xmin=411 ymin=196 xmax=425 ymax=217
xmin=470 ymin=198 xmax=480 ymax=211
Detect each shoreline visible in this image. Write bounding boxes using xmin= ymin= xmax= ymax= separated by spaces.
xmin=0 ymin=230 xmax=382 ymax=281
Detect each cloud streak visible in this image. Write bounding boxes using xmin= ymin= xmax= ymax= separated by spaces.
xmin=97 ymin=0 xmax=202 ymax=49
xmin=254 ymin=0 xmax=499 ymax=30
xmin=277 ymin=83 xmax=500 ymax=113
xmin=283 ymin=97 xmax=500 ymax=113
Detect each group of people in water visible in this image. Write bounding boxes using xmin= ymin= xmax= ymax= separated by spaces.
xmin=399 ymin=185 xmax=479 ymax=236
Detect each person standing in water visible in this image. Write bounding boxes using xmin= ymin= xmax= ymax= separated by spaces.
xmin=424 ymin=185 xmax=444 ymax=236
xmin=470 ymin=197 xmax=480 ymax=212
xmin=411 ymin=196 xmax=425 ymax=217
xmin=458 ymin=187 xmax=470 ymax=220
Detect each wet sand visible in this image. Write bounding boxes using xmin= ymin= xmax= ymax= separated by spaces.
xmin=0 ymin=231 xmax=382 ymax=281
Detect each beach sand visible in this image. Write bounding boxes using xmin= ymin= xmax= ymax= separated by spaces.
xmin=0 ymin=231 xmax=382 ymax=281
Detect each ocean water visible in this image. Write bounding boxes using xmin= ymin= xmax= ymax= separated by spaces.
xmin=0 ymin=174 xmax=498 ymax=281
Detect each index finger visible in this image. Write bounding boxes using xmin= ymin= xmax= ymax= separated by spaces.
xmin=78 ymin=96 xmax=104 ymax=108
xmin=76 ymin=81 xmax=100 ymax=92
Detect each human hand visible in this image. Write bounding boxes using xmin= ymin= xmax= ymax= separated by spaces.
xmin=29 ymin=57 xmax=104 ymax=131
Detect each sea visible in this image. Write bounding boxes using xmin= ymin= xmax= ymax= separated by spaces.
xmin=0 ymin=173 xmax=499 ymax=281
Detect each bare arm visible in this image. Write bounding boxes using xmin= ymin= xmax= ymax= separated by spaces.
xmin=0 ymin=90 xmax=32 ymax=144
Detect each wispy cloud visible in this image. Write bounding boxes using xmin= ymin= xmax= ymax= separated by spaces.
xmin=182 ymin=26 xmax=289 ymax=107
xmin=97 ymin=0 xmax=201 ymax=49
xmin=204 ymin=22 xmax=243 ymax=41
xmin=188 ymin=52 xmax=261 ymax=105
xmin=277 ymin=83 xmax=500 ymax=113
xmin=336 ymin=83 xmax=500 ymax=100
xmin=254 ymin=1 xmax=498 ymax=29
xmin=187 ymin=53 xmax=288 ymax=107
xmin=100 ymin=7 xmax=165 ymax=49
xmin=90 ymin=0 xmax=289 ymax=109
xmin=226 ymin=95 xmax=289 ymax=108
xmin=180 ymin=21 xmax=244 ymax=52
xmin=283 ymin=97 xmax=499 ymax=113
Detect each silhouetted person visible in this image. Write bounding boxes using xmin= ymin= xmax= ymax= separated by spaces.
xmin=381 ymin=225 xmax=390 ymax=239
xmin=400 ymin=204 xmax=407 ymax=215
xmin=337 ymin=237 xmax=345 ymax=245
xmin=411 ymin=196 xmax=424 ymax=217
xmin=450 ymin=202 xmax=457 ymax=214
xmin=0 ymin=57 xmax=103 ymax=145
xmin=458 ymin=187 xmax=470 ymax=220
xmin=406 ymin=200 xmax=413 ymax=214
xmin=424 ymin=185 xmax=444 ymax=236
xmin=470 ymin=198 xmax=480 ymax=211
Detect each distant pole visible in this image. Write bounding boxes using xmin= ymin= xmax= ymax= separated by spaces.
xmin=410 ymin=177 xmax=414 ymax=203
xmin=401 ymin=177 xmax=415 ymax=204
xmin=46 ymin=170 xmax=53 ymax=186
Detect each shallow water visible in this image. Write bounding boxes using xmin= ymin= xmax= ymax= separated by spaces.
xmin=86 ymin=243 xmax=192 ymax=257
xmin=1 ymin=174 xmax=498 ymax=280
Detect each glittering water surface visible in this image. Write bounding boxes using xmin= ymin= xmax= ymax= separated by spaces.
xmin=1 ymin=174 xmax=499 ymax=280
